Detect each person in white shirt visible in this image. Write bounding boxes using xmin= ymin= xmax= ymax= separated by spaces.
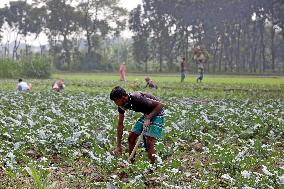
xmin=16 ymin=79 xmax=32 ymax=91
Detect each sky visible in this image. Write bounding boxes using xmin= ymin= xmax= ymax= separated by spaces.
xmin=0 ymin=0 xmax=142 ymax=45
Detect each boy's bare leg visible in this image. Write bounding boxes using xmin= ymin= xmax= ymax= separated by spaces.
xmin=146 ymin=137 xmax=156 ymax=164
xmin=128 ymin=132 xmax=139 ymax=162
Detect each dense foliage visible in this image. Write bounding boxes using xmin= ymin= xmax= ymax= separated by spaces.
xmin=0 ymin=78 xmax=283 ymax=188
xmin=0 ymin=56 xmax=51 ymax=79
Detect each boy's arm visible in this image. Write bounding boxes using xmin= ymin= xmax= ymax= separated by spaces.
xmin=144 ymin=100 xmax=164 ymax=127
xmin=114 ymin=112 xmax=124 ymax=156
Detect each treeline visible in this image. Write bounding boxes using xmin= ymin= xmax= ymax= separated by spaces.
xmin=0 ymin=0 xmax=128 ymax=75
xmin=130 ymin=0 xmax=284 ymax=73
xmin=0 ymin=0 xmax=284 ymax=75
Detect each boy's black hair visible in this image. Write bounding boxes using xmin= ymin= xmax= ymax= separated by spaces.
xmin=110 ymin=86 xmax=127 ymax=100
xmin=18 ymin=78 xmax=22 ymax=82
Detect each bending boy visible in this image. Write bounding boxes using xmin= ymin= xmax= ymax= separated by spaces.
xmin=110 ymin=86 xmax=164 ymax=164
xmin=144 ymin=77 xmax=158 ymax=89
xmin=52 ymin=79 xmax=65 ymax=92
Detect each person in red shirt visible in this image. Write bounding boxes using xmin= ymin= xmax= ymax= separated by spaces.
xmin=119 ymin=63 xmax=126 ymax=81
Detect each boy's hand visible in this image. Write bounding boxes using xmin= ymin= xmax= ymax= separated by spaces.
xmin=144 ymin=118 xmax=151 ymax=127
xmin=114 ymin=146 xmax=122 ymax=157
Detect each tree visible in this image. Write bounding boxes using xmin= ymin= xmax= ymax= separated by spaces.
xmin=129 ymin=5 xmax=150 ymax=72
xmin=77 ymin=0 xmax=127 ymax=55
xmin=0 ymin=8 xmax=5 ymax=42
xmin=45 ymin=0 xmax=81 ymax=69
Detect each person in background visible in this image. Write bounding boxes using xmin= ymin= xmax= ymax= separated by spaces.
xmin=119 ymin=62 xmax=126 ymax=81
xmin=193 ymin=48 xmax=209 ymax=83
xmin=144 ymin=76 xmax=158 ymax=89
xmin=180 ymin=57 xmax=187 ymax=82
xmin=52 ymin=79 xmax=65 ymax=92
xmin=16 ymin=78 xmax=32 ymax=92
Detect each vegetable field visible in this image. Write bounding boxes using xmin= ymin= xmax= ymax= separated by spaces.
xmin=0 ymin=74 xmax=283 ymax=188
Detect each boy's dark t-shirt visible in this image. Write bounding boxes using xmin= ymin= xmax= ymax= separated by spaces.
xmin=146 ymin=80 xmax=158 ymax=89
xmin=118 ymin=92 xmax=161 ymax=115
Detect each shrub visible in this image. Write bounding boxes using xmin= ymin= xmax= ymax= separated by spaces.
xmin=0 ymin=56 xmax=51 ymax=79
xmin=21 ymin=56 xmax=52 ymax=79
xmin=0 ymin=59 xmax=21 ymax=78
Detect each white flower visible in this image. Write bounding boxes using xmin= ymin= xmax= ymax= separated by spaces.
xmin=134 ymin=174 xmax=143 ymax=181
xmin=7 ymin=152 xmax=15 ymax=160
xmin=16 ymin=114 xmax=22 ymax=120
xmin=14 ymin=142 xmax=22 ymax=150
xmin=87 ymin=151 xmax=100 ymax=161
xmin=278 ymin=175 xmax=284 ymax=184
xmin=164 ymin=126 xmax=172 ymax=133
xmin=242 ymin=186 xmax=255 ymax=189
xmin=241 ymin=170 xmax=251 ymax=179
xmin=170 ymin=168 xmax=179 ymax=174
xmin=73 ymin=131 xmax=83 ymax=139
xmin=185 ymin=172 xmax=191 ymax=177
xmin=40 ymin=157 xmax=48 ymax=162
xmin=235 ymin=147 xmax=248 ymax=162
xmin=105 ymin=152 xmax=114 ymax=163
xmin=249 ymin=139 xmax=254 ymax=145
xmin=111 ymin=174 xmax=118 ymax=179
xmin=262 ymin=165 xmax=273 ymax=176
xmin=221 ymin=174 xmax=234 ymax=182
xmin=38 ymin=130 xmax=46 ymax=139
xmin=153 ymin=154 xmax=163 ymax=164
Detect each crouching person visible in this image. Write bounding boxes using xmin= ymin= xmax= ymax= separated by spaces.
xmin=110 ymin=86 xmax=164 ymax=164
xmin=16 ymin=78 xmax=32 ymax=92
xmin=52 ymin=79 xmax=65 ymax=92
xmin=144 ymin=76 xmax=158 ymax=89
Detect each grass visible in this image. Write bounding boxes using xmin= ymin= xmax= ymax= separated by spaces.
xmin=1 ymin=73 xmax=282 ymax=100
xmin=52 ymin=72 xmax=284 ymax=85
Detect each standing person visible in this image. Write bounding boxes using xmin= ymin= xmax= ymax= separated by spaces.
xmin=16 ymin=78 xmax=32 ymax=91
xmin=180 ymin=57 xmax=186 ymax=82
xmin=193 ymin=48 xmax=209 ymax=83
xmin=110 ymin=86 xmax=164 ymax=164
xmin=144 ymin=76 xmax=158 ymax=89
xmin=52 ymin=79 xmax=65 ymax=92
xmin=119 ymin=62 xmax=126 ymax=81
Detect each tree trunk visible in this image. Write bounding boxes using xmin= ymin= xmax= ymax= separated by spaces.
xmin=212 ymin=36 xmax=219 ymax=73
xmin=145 ymin=58 xmax=148 ymax=73
xmin=218 ymin=42 xmax=223 ymax=72
xmin=63 ymin=34 xmax=71 ymax=70
xmin=271 ymin=25 xmax=275 ymax=72
xmin=259 ymin=21 xmax=265 ymax=73
xmin=159 ymin=52 xmax=162 ymax=72
xmin=251 ymin=22 xmax=258 ymax=73
xmin=86 ymin=31 xmax=92 ymax=54
xmin=236 ymin=26 xmax=241 ymax=72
